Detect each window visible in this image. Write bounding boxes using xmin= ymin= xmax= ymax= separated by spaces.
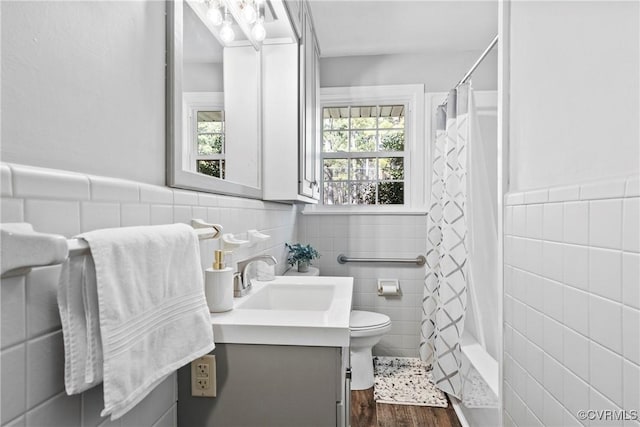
xmin=313 ymin=85 xmax=426 ymax=212
xmin=194 ymin=110 xmax=225 ymax=179
xmin=322 ymin=105 xmax=406 ymax=205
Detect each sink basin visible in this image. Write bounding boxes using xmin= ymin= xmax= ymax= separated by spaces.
xmin=238 ymin=283 xmax=335 ymax=311
xmin=209 ymin=276 xmax=353 ymax=347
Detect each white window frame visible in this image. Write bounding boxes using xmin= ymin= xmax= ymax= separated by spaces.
xmin=182 ymin=92 xmax=225 ymax=175
xmin=304 ymin=84 xmax=426 ymax=214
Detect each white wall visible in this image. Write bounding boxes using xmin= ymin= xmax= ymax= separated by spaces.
xmin=183 ymin=62 xmax=224 ymax=92
xmin=1 ymin=1 xmax=167 ymax=185
xmin=321 ymin=50 xmax=498 ymax=91
xmin=508 ymin=1 xmax=640 ymax=192
xmin=503 ymin=2 xmax=640 ymax=426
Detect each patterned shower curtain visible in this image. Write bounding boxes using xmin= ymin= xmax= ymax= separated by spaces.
xmin=419 ymin=84 xmax=470 ymax=399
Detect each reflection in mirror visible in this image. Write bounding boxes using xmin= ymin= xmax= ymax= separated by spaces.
xmin=167 ymin=0 xmax=262 ymax=199
xmin=183 ymin=3 xmax=226 ymax=180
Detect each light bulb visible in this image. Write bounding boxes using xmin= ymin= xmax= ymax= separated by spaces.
xmin=206 ymin=6 xmax=223 ymax=25
xmin=220 ymin=21 xmax=235 ymax=43
xmin=251 ymin=18 xmax=266 ymax=42
xmin=241 ymin=3 xmax=257 ymax=25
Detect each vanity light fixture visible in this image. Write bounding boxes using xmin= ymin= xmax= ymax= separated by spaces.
xmin=219 ymin=7 xmax=236 ymax=43
xmin=206 ymin=0 xmax=224 ymax=25
xmin=191 ymin=0 xmax=267 ymax=49
xmin=240 ymin=0 xmax=257 ymax=24
xmin=251 ymin=16 xmax=266 ymax=42
xmin=251 ymin=0 xmax=266 ymax=42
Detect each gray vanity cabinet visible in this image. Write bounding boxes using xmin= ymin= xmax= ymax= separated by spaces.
xmin=178 ymin=344 xmax=347 ymax=426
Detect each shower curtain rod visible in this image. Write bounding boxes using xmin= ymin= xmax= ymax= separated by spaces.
xmin=455 ymin=34 xmax=499 ymax=88
xmin=440 ymin=35 xmax=498 ymax=107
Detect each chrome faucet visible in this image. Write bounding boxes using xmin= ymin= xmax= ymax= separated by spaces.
xmin=233 ymin=255 xmax=277 ymax=297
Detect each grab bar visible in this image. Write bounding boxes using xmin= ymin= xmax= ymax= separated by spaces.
xmin=337 ymin=254 xmax=426 ymax=266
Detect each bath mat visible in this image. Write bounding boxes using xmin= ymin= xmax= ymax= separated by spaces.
xmin=373 ymin=356 xmax=448 ymax=407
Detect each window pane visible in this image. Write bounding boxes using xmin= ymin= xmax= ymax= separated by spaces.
xmin=324 ymin=159 xmax=348 ymax=181
xmin=323 ymin=130 xmax=348 ymax=152
xmin=198 ymin=134 xmax=224 ymax=155
xmin=379 ymin=157 xmax=404 ymax=180
xmin=349 ymin=182 xmax=376 ymax=205
xmin=350 ymin=106 xmax=378 ymax=129
xmin=323 ymin=181 xmax=349 ymax=205
xmin=323 ymin=107 xmax=349 ymax=130
xmin=198 ymin=121 xmax=223 ymax=133
xmin=377 ymin=182 xmax=404 ymax=204
xmin=197 ymin=160 xmax=223 ymax=178
xmin=197 ymin=111 xmax=224 ymax=133
xmin=350 ymin=158 xmax=377 ymax=181
xmin=378 ymin=105 xmax=405 ymax=128
xmin=351 ymin=130 xmax=376 ymax=152
xmin=379 ymin=130 xmax=404 ymax=151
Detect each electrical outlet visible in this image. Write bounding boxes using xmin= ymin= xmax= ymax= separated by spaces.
xmin=191 ymin=355 xmax=216 ymax=397
xmin=196 ymin=363 xmax=209 ymax=378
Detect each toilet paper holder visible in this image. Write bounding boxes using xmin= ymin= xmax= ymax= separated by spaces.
xmin=377 ymin=279 xmax=401 ymax=296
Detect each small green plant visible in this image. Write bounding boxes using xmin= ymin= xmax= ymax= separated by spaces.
xmin=285 ymin=243 xmax=320 ymax=266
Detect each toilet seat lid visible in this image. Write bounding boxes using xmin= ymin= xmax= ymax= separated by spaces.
xmin=350 ymin=310 xmax=391 ymax=330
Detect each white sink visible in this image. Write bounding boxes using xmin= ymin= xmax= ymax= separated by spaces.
xmin=209 ymin=276 xmax=353 ymax=347
xmin=238 ymin=283 xmax=335 ymax=311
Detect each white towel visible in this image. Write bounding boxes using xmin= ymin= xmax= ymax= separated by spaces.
xmin=58 ymin=224 xmax=214 ymax=420
xmin=57 ymin=253 xmax=103 ymax=394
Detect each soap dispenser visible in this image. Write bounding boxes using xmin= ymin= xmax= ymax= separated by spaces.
xmin=204 ymin=250 xmax=234 ymax=312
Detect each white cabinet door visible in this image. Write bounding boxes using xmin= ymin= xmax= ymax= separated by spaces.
xmin=299 ymin=4 xmax=320 ymax=200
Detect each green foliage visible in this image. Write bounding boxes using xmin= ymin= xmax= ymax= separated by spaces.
xmin=197 ymin=160 xmax=224 ymax=178
xmin=285 ymin=243 xmax=320 ymax=266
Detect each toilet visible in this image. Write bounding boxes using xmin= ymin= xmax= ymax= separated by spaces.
xmin=284 ymin=267 xmax=392 ymax=390
xmin=349 ymin=310 xmax=392 ymax=390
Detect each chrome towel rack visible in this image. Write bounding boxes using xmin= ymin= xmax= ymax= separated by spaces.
xmin=1 ymin=219 xmax=222 ymax=279
xmin=337 ymin=254 xmax=426 ymax=266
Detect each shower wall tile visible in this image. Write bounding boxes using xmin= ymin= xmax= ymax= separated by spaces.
xmin=503 ymin=174 xmax=640 ymax=427
xmin=0 ymin=162 xmax=297 ymax=427
xmin=589 ymin=199 xmax=622 ymax=249
xmin=563 ymin=201 xmax=589 ymax=245
xmin=623 ymin=198 xmax=640 ymax=252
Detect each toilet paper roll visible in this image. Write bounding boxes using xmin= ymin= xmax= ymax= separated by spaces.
xmin=377 ymin=280 xmax=400 ymax=296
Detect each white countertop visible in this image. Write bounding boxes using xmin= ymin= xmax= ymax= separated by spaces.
xmin=209 ymin=276 xmax=353 ymax=347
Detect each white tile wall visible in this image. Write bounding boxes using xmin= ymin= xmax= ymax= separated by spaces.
xmin=0 ymin=163 xmax=297 ymax=427
xmin=299 ymin=213 xmax=427 ymax=357
xmin=504 ymin=175 xmax=640 ymax=427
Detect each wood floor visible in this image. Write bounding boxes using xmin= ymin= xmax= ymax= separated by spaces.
xmin=351 ymin=388 xmax=462 ymax=427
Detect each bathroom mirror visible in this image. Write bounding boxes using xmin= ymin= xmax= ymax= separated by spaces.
xmin=167 ymin=0 xmax=262 ymax=198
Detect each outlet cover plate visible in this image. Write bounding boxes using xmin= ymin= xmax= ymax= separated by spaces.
xmin=191 ymin=355 xmax=216 ymax=397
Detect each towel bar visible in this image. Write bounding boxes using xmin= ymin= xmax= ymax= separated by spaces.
xmin=337 ymin=254 xmax=426 ymax=266
xmin=1 ymin=219 xmax=223 ymax=279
